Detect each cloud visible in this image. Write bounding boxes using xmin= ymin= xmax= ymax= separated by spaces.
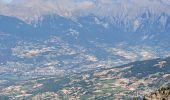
xmin=0 ymin=0 xmax=13 ymax=4
xmin=161 ymin=0 xmax=170 ymax=5
xmin=0 ymin=0 xmax=95 ymax=21
xmin=0 ymin=0 xmax=170 ymax=22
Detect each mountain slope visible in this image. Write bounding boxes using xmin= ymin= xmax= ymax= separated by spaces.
xmin=145 ymin=87 xmax=170 ymax=100
xmin=0 ymin=57 xmax=170 ymax=99
xmin=0 ymin=14 xmax=170 ymax=78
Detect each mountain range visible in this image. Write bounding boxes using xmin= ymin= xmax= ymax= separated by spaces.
xmin=0 ymin=0 xmax=170 ymax=99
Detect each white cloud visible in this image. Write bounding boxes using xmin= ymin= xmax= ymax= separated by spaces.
xmin=0 ymin=0 xmax=95 ymax=21
xmin=0 ymin=0 xmax=170 ymax=22
xmin=0 ymin=0 xmax=13 ymax=3
xmin=161 ymin=0 xmax=170 ymax=5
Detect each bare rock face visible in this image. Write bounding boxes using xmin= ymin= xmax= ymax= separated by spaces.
xmin=146 ymin=87 xmax=170 ymax=100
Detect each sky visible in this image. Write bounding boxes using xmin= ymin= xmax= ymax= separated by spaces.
xmin=0 ymin=0 xmax=170 ymax=22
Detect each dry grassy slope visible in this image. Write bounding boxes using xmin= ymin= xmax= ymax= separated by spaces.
xmin=145 ymin=87 xmax=170 ymax=100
